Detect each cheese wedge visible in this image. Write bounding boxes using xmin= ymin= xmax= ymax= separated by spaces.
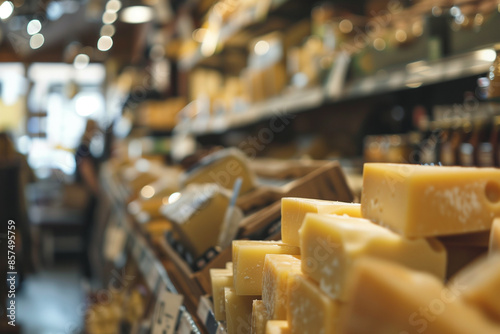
xmin=251 ymin=300 xmax=270 ymax=334
xmin=233 ymin=241 xmax=300 ymax=296
xmin=210 ymin=268 xmax=233 ymax=321
xmin=287 ymin=273 xmax=342 ymax=334
xmin=299 ymin=213 xmax=446 ymax=301
xmin=225 ymin=287 xmax=258 ymax=334
xmin=262 ymin=254 xmax=301 ymax=320
xmin=490 ymin=218 xmax=500 ymax=254
xmin=361 ymin=163 xmax=500 ymax=237
xmin=281 ymin=197 xmax=361 ymax=247
xmin=265 ymin=320 xmax=290 ymax=334
xmin=450 ymin=254 xmax=500 ymax=322
xmin=341 ymin=257 xmax=500 ymax=334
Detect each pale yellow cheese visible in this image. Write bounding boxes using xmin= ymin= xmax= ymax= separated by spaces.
xmin=450 ymin=254 xmax=500 ymax=322
xmin=341 ymin=257 xmax=500 ymax=334
xmin=361 ymin=163 xmax=500 ymax=237
xmin=233 ymin=240 xmax=300 ymax=296
xmin=162 ymin=184 xmax=235 ymax=258
xmin=299 ymin=213 xmax=447 ymax=301
xmin=251 ymin=300 xmax=270 ymax=334
xmin=265 ymin=320 xmax=290 ymax=334
xmin=210 ymin=268 xmax=233 ymax=321
xmin=182 ymin=148 xmax=256 ymax=194
xmin=225 ymin=287 xmax=258 ymax=334
xmin=490 ymin=218 xmax=500 ymax=254
xmin=281 ymin=197 xmax=361 ymax=247
xmin=226 ymin=262 xmax=233 ymax=271
xmin=287 ymin=273 xmax=342 ymax=334
xmin=262 ymin=254 xmax=301 ymax=320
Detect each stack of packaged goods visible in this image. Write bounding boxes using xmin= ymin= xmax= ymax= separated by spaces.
xmin=211 ymin=162 xmax=500 ymax=333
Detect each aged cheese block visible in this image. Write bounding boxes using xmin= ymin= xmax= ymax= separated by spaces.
xmin=265 ymin=320 xmax=290 ymax=334
xmin=450 ymin=254 xmax=500 ymax=322
xmin=281 ymin=197 xmax=361 ymax=247
xmin=181 ymin=148 xmax=256 ymax=194
xmin=161 ymin=184 xmax=240 ymax=258
xmin=251 ymin=300 xmax=270 ymax=334
xmin=225 ymin=287 xmax=258 ymax=334
xmin=233 ymin=240 xmax=300 ymax=296
xmin=341 ymin=257 xmax=500 ymax=334
xmin=287 ymin=273 xmax=342 ymax=334
xmin=210 ymin=268 xmax=233 ymax=321
xmin=299 ymin=213 xmax=446 ymax=301
xmin=362 ymin=163 xmax=500 ymax=237
xmin=262 ymin=254 xmax=301 ymax=320
xmin=490 ymin=218 xmax=500 ymax=254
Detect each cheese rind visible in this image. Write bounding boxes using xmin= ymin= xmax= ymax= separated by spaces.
xmin=490 ymin=218 xmax=500 ymax=254
xmin=262 ymin=254 xmax=301 ymax=320
xmin=287 ymin=273 xmax=341 ymax=334
xmin=225 ymin=287 xmax=258 ymax=334
xmin=281 ymin=197 xmax=361 ymax=247
xmin=341 ymin=257 xmax=500 ymax=334
xmin=251 ymin=300 xmax=269 ymax=334
xmin=210 ymin=268 xmax=233 ymax=321
xmin=233 ymin=241 xmax=300 ymax=296
xmin=361 ymin=163 xmax=500 ymax=237
xmin=299 ymin=213 xmax=447 ymax=301
xmin=450 ymin=254 xmax=500 ymax=322
xmin=265 ymin=320 xmax=290 ymax=334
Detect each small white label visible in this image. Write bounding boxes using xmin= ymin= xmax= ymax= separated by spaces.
xmin=197 ymin=295 xmax=212 ymax=324
xmin=103 ymin=225 xmax=127 ymax=262
xmin=176 ymin=313 xmax=193 ymax=334
xmin=151 ymin=287 xmax=184 ymax=334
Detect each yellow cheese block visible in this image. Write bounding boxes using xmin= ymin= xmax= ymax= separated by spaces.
xmin=251 ymin=300 xmax=270 ymax=334
xmin=226 ymin=262 xmax=233 ymax=271
xmin=162 ymin=184 xmax=236 ymax=258
xmin=450 ymin=254 xmax=500 ymax=322
xmin=182 ymin=148 xmax=256 ymax=194
xmin=210 ymin=268 xmax=233 ymax=321
xmin=281 ymin=197 xmax=361 ymax=247
xmin=490 ymin=218 xmax=500 ymax=254
xmin=265 ymin=320 xmax=290 ymax=334
xmin=225 ymin=287 xmax=258 ymax=334
xmin=287 ymin=273 xmax=342 ymax=334
xmin=341 ymin=257 xmax=500 ymax=334
xmin=262 ymin=254 xmax=301 ymax=320
xmin=361 ymin=163 xmax=500 ymax=237
xmin=233 ymin=240 xmax=300 ymax=296
xmin=299 ymin=213 xmax=447 ymax=301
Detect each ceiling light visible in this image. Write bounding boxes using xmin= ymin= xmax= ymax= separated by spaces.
xmin=27 ymin=19 xmax=41 ymax=35
xmin=102 ymin=11 xmax=117 ymax=24
xmin=106 ymin=0 xmax=122 ymax=13
xmin=119 ymin=5 xmax=154 ymax=24
xmin=97 ymin=36 xmax=113 ymax=51
xmin=0 ymin=1 xmax=14 ymax=20
xmin=100 ymin=24 xmax=115 ymax=37
xmin=254 ymin=40 xmax=269 ymax=55
xmin=29 ymin=33 xmax=44 ymax=49
xmin=73 ymin=53 xmax=90 ymax=70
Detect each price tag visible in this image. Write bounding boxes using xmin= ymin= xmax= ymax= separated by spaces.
xmin=151 ymin=287 xmax=184 ymax=334
xmin=176 ymin=313 xmax=193 ymax=334
xmin=104 ymin=225 xmax=127 ymax=262
xmin=197 ymin=296 xmax=211 ymax=324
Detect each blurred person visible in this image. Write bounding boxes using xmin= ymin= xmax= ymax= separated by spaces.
xmin=75 ymin=120 xmax=100 ymax=280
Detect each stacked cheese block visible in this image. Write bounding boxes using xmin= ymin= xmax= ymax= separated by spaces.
xmin=210 ymin=163 xmax=500 ymax=334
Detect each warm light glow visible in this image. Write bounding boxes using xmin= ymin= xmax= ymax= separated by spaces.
xmin=97 ymin=36 xmax=113 ymax=51
xmin=27 ymin=19 xmax=41 ymax=35
xmin=192 ymin=28 xmax=206 ymax=43
xmin=476 ymin=49 xmax=496 ymax=62
xmin=141 ymin=185 xmax=155 ymax=199
xmin=373 ymin=38 xmax=386 ymax=51
xmin=412 ymin=21 xmax=423 ymax=37
xmin=100 ymin=24 xmax=115 ymax=37
xmin=395 ymin=29 xmax=407 ymax=43
xmin=29 ymin=33 xmax=44 ymax=49
xmin=168 ymin=192 xmax=181 ymax=204
xmin=73 ymin=53 xmax=90 ymax=70
xmin=254 ymin=40 xmax=269 ymax=55
xmin=200 ymin=29 xmax=218 ymax=57
xmin=406 ymin=82 xmax=422 ymax=88
xmin=0 ymin=1 xmax=14 ymax=20
xmin=128 ymin=200 xmax=140 ymax=214
xmin=339 ymin=19 xmax=353 ymax=34
xmin=102 ymin=11 xmax=117 ymax=24
xmin=119 ymin=5 xmax=154 ymax=24
xmin=105 ymin=0 xmax=122 ymax=13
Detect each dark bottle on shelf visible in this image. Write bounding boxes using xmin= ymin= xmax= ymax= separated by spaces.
xmin=475 ymin=119 xmax=494 ymax=167
xmin=458 ymin=120 xmax=474 ymax=166
xmin=491 ymin=116 xmax=500 ymax=167
xmin=439 ymin=121 xmax=456 ymax=166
